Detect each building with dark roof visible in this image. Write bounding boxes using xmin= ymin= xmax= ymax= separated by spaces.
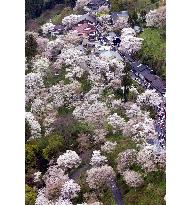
xmin=111 ymin=11 xmax=128 ymax=23
xmin=77 ymin=14 xmax=97 ymax=25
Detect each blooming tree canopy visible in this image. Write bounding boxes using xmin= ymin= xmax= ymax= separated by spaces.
xmin=90 ymin=150 xmax=108 ymax=167
xmin=123 ymin=170 xmax=144 ymax=187
xmin=146 ymin=6 xmax=166 ymax=28
xmin=86 ymin=165 xmax=116 ymax=189
xmin=57 ymin=150 xmax=81 ymax=169
xmin=119 ymin=28 xmax=143 ymax=54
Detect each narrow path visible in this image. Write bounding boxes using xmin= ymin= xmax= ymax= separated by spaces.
xmin=107 ymin=180 xmax=124 ymax=205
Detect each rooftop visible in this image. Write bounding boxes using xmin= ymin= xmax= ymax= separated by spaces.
xmin=77 ymin=14 xmax=96 ymax=24
xmin=74 ymin=23 xmax=96 ymax=35
xmin=111 ymin=11 xmax=129 ymax=22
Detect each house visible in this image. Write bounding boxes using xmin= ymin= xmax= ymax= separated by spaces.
xmin=151 ymin=77 xmax=166 ymax=94
xmin=52 ymin=25 xmax=65 ymax=34
xmin=73 ymin=23 xmax=96 ymax=40
xmin=111 ymin=11 xmax=129 ymax=23
xmin=76 ymin=14 xmax=96 ymax=25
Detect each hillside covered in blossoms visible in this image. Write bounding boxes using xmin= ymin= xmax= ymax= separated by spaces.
xmin=25 ymin=0 xmax=166 ymax=204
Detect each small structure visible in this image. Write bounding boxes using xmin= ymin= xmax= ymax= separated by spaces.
xmin=77 ymin=14 xmax=96 ymax=25
xmin=111 ymin=11 xmax=128 ymax=23
xmin=87 ymin=0 xmax=109 ymax=11
xmin=52 ymin=25 xmax=65 ymax=35
xmin=73 ymin=23 xmax=96 ymax=40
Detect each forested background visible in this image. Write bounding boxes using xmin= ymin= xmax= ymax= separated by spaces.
xmin=25 ymin=0 xmax=76 ymax=20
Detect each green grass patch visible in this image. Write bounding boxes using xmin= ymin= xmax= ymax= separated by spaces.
xmin=43 ymin=64 xmax=70 ymax=87
xmin=57 ymin=106 xmax=74 ymax=117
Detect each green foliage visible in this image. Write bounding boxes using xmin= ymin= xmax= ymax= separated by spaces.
xmin=58 ymin=106 xmax=75 ymax=116
xmin=42 ymin=135 xmax=65 ymax=160
xmin=25 ymin=143 xmax=38 ymax=171
xmin=26 ymin=0 xmax=76 ymax=20
xmin=141 ymin=105 xmax=157 ymax=119
xmin=110 ymin=0 xmax=128 ymax=12
xmin=137 ymin=28 xmax=166 ymax=80
xmin=100 ymin=188 xmax=116 ymax=205
xmin=72 ymin=122 xmax=92 ymax=135
xmin=25 ymin=0 xmax=44 ymax=20
xmin=43 ymin=64 xmax=70 ymax=87
xmin=78 ymin=72 xmax=92 ymax=93
xmin=25 ymin=34 xmax=38 ymax=61
xmin=123 ymin=171 xmax=166 ymax=205
xmin=25 ymin=185 xmax=37 ymax=205
xmin=25 ymin=120 xmax=32 ymax=142
xmin=25 ymin=135 xmax=64 ymax=172
xmin=105 ymin=135 xmax=137 ymax=169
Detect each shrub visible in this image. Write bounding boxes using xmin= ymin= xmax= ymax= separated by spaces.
xmin=25 ymin=185 xmax=37 ymax=205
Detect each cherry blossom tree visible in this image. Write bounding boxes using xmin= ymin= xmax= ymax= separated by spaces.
xmin=90 ymin=150 xmax=108 ymax=167
xmin=34 ymin=171 xmax=42 ymax=183
xmin=113 ymin=16 xmax=129 ymax=31
xmin=32 ymin=56 xmax=50 ymax=77
xmin=36 ymin=36 xmax=49 ymax=53
xmin=93 ymin=128 xmax=108 ymax=143
xmin=61 ymin=179 xmax=81 ymax=199
xmin=116 ymin=149 xmax=137 ymax=173
xmin=123 ymin=170 xmax=144 ymax=187
xmin=25 ymin=72 xmax=44 ymax=104
xmin=119 ymin=28 xmax=143 ymax=54
xmin=49 ymin=81 xmax=82 ymax=108
xmin=25 ymin=112 xmax=41 ymax=139
xmin=137 ymin=145 xmax=166 ymax=172
xmin=62 ymin=15 xmax=82 ymax=30
xmin=57 ymin=150 xmax=81 ymax=169
xmin=86 ymin=165 xmax=116 ymax=189
xmin=41 ymin=20 xmax=55 ymax=36
xmin=73 ymin=101 xmax=110 ymax=128
xmin=43 ymin=165 xmax=69 ymax=199
xmin=146 ymin=6 xmax=166 ymax=28
xmin=107 ymin=113 xmax=127 ymax=131
xmin=75 ymin=0 xmax=90 ymax=10
xmin=137 ymin=89 xmax=163 ymax=107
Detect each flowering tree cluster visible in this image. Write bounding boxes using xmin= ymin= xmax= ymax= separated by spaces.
xmin=57 ymin=150 xmax=81 ymax=169
xmin=86 ymin=165 xmax=116 ymax=189
xmin=61 ymin=179 xmax=81 ymax=199
xmin=73 ymin=100 xmax=110 ymax=128
xmin=32 ymin=56 xmax=50 ymax=77
xmin=25 ymin=72 xmax=44 ymax=104
xmin=137 ymin=89 xmax=163 ymax=107
xmin=25 ymin=112 xmax=41 ymax=139
xmin=116 ymin=149 xmax=137 ymax=173
xmin=90 ymin=150 xmax=108 ymax=167
xmin=146 ymin=6 xmax=166 ymax=28
xmin=107 ymin=113 xmax=127 ymax=131
xmin=41 ymin=20 xmax=55 ymax=36
xmin=75 ymin=0 xmax=90 ymax=10
xmin=137 ymin=145 xmax=166 ymax=172
xmin=123 ymin=170 xmax=144 ymax=187
xmin=119 ymin=28 xmax=143 ymax=54
xmin=97 ymin=14 xmax=112 ymax=33
xmin=62 ymin=14 xmax=82 ymax=30
xmin=113 ymin=16 xmax=129 ymax=31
